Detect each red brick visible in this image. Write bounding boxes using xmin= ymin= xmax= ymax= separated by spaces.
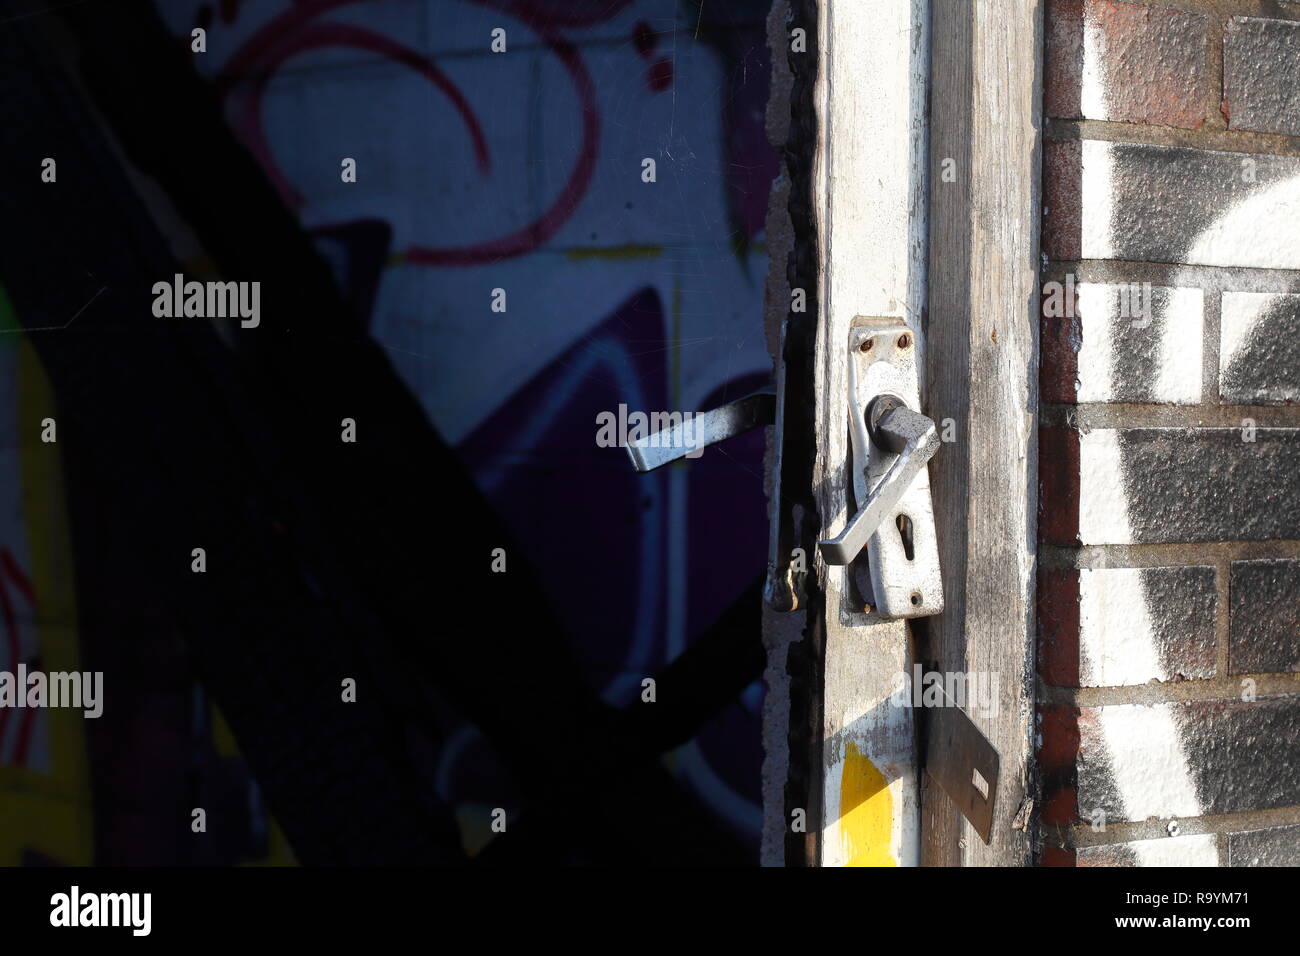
xmin=1039 ymin=706 xmax=1082 ymax=775
xmin=1038 ymin=569 xmax=1081 ymax=687
xmin=1077 ymin=697 xmax=1300 ymax=820
xmin=1045 ymin=0 xmax=1087 ymax=118
xmin=1045 ymin=0 xmax=1210 ymax=128
xmin=1040 ymin=277 xmax=1081 ymax=404
xmin=1043 ymin=566 xmax=1218 ymax=688
xmin=1038 ymin=425 xmax=1081 ymax=545
xmin=1041 ymin=846 xmax=1078 ymax=866
xmin=1045 ymin=282 xmax=1205 ymax=406
xmin=1224 ymin=17 xmax=1300 ymax=137
xmin=1042 ymin=785 xmax=1080 ymax=826
xmin=1042 ymin=140 xmax=1082 ymax=262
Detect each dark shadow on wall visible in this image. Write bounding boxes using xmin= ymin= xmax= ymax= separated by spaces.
xmin=0 ymin=0 xmax=776 ymax=865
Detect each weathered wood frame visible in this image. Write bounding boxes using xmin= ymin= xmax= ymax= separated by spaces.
xmin=921 ymin=0 xmax=1042 ymax=868
xmin=802 ymin=0 xmax=1042 ymax=866
xmin=809 ymin=0 xmax=931 ymax=868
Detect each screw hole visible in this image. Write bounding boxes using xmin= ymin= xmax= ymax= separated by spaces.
xmin=897 ymin=333 xmax=911 ymax=349
xmin=910 ymin=591 xmax=922 ymax=606
xmin=860 ymin=337 xmax=874 ymax=353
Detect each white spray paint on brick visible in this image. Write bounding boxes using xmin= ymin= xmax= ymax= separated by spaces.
xmin=1184 ymin=174 xmax=1300 ymax=271
xmin=1069 ymin=20 xmax=1300 ymax=855
xmin=1079 ymin=140 xmax=1118 ymax=260
xmin=1077 ymin=443 xmax=1205 ymax=842
xmin=1153 ymin=289 xmax=1205 ymax=402
xmin=1221 ymin=292 xmax=1300 ymax=403
xmin=1075 ymin=283 xmax=1202 ymax=404
xmin=1079 ymin=430 xmax=1132 ymax=544
xmin=1221 ymin=293 xmax=1266 ymax=373
xmin=1078 ymin=569 xmax=1167 ymax=686
xmin=1095 ymin=704 xmax=1203 ymax=823
xmin=1079 ymin=8 xmax=1108 ymax=121
xmin=1078 ymin=832 xmax=1220 ymax=866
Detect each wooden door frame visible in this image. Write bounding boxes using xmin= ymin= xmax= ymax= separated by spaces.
xmin=777 ymin=0 xmax=1042 ymax=866
xmin=921 ymin=0 xmax=1042 ymax=868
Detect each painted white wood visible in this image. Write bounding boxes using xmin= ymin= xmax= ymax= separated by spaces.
xmin=812 ymin=0 xmax=930 ymax=867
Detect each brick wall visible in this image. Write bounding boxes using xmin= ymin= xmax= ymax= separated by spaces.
xmin=1039 ymin=0 xmax=1300 ymax=866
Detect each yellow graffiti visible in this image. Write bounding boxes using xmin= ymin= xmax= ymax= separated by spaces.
xmin=839 ymin=742 xmax=895 ymax=867
xmin=209 ymin=707 xmax=296 ymax=866
xmin=0 ymin=287 xmax=93 ymax=866
xmin=0 ymin=287 xmax=296 ymax=866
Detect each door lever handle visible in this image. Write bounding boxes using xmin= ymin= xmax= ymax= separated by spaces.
xmin=815 ymin=316 xmax=943 ymax=619
xmin=624 ymin=390 xmax=774 ymax=473
xmin=817 ymin=404 xmax=939 ymax=566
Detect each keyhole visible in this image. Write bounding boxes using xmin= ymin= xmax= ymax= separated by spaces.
xmin=896 ymin=513 xmax=915 ymax=561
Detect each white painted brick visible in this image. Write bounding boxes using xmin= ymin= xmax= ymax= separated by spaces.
xmin=1220 ymin=292 xmax=1300 ymax=404
xmin=1075 ymin=282 xmax=1202 ymax=404
xmin=1078 ymin=429 xmax=1131 ymax=544
xmin=1078 ymin=698 xmax=1300 ymax=821
xmin=1077 ymin=140 xmax=1300 ymax=270
xmin=1077 ymin=428 xmax=1300 ymax=545
xmin=1082 ymin=703 xmax=1204 ymax=822
xmin=1079 ymin=568 xmax=1160 ymax=685
xmin=1078 ymin=567 xmax=1216 ymax=686
xmin=1078 ymin=833 xmax=1221 ymax=866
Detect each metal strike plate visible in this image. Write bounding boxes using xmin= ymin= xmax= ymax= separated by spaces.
xmin=823 ymin=316 xmax=943 ymax=619
xmin=923 ymin=703 xmax=1000 ymax=845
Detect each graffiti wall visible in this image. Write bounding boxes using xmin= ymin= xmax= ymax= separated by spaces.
xmin=0 ymin=293 xmax=94 ymax=865
xmin=0 ymin=0 xmax=779 ymax=860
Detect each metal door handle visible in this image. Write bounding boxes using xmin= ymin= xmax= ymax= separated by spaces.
xmin=815 ymin=316 xmax=943 ymax=619
xmin=624 ymin=390 xmax=774 ymax=473
xmin=817 ymin=404 xmax=939 ymax=566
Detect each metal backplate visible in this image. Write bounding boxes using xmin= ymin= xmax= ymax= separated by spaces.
xmin=848 ymin=316 xmax=943 ymax=619
xmin=924 ymin=704 xmax=1000 ymax=845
